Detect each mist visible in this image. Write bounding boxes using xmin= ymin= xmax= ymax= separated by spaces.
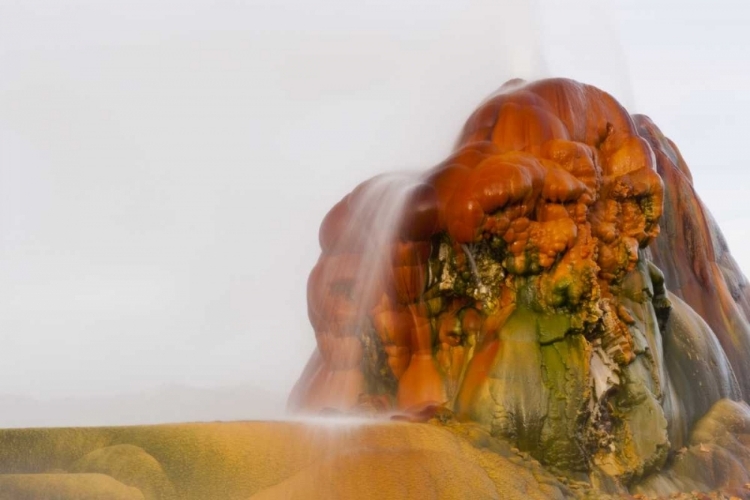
xmin=1 ymin=0 xmax=749 ymax=426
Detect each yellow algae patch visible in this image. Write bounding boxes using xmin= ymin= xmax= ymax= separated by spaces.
xmin=0 ymin=421 xmax=568 ymax=500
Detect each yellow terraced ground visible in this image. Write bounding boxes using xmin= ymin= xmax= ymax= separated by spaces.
xmin=0 ymin=420 xmax=569 ymax=500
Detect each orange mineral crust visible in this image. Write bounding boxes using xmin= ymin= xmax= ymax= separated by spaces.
xmin=289 ymin=78 xmax=750 ymax=484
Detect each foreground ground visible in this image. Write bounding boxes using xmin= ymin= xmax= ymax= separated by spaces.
xmin=1 ymin=406 xmax=749 ymax=499
xmin=0 ymin=418 xmax=570 ymax=499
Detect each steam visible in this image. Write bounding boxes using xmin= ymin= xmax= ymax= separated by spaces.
xmin=0 ymin=0 xmax=642 ymax=426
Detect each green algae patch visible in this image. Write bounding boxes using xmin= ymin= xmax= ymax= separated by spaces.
xmin=537 ymin=313 xmax=572 ymax=345
xmin=487 ymin=307 xmax=548 ymax=454
xmin=539 ymin=334 xmax=592 ymax=471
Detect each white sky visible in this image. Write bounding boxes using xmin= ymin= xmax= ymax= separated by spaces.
xmin=1 ymin=0 xmax=748 ymax=419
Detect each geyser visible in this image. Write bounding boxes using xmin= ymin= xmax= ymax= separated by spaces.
xmin=4 ymin=77 xmax=750 ymax=500
xmin=289 ymin=77 xmax=750 ymax=492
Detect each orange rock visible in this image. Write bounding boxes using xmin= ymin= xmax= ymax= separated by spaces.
xmin=291 ymin=80 xmax=692 ymax=476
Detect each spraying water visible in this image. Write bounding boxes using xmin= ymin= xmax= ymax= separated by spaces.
xmin=461 ymin=244 xmax=487 ymax=297
xmin=289 ymin=171 xmax=430 ymax=412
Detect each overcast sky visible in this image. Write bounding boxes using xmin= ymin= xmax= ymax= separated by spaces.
xmin=1 ymin=0 xmax=749 ymax=423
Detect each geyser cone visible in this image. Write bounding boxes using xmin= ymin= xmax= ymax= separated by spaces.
xmin=290 ymin=77 xmax=750 ymax=493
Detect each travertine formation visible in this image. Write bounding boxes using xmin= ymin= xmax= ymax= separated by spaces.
xmin=289 ymin=78 xmax=750 ymax=491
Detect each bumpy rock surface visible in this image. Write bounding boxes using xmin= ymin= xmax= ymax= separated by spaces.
xmin=289 ymin=78 xmax=750 ymax=494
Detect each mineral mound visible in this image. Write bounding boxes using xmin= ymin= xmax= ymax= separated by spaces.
xmin=289 ymin=77 xmax=750 ymax=494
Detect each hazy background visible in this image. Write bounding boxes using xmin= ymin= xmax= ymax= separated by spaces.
xmin=1 ymin=0 xmax=748 ymax=426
